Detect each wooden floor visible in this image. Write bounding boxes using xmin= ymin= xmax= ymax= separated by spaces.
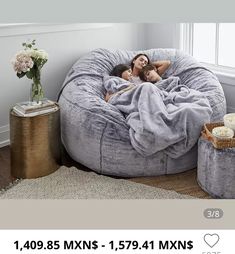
xmin=0 ymin=146 xmax=210 ymax=198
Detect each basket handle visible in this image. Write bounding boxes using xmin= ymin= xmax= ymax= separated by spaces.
xmin=201 ymin=130 xmax=214 ymax=142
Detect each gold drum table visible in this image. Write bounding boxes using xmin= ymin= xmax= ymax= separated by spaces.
xmin=10 ymin=106 xmax=61 ymax=179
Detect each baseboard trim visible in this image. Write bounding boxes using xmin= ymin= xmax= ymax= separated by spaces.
xmin=0 ymin=125 xmax=10 ymax=148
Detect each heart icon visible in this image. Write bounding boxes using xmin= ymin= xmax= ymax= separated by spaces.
xmin=204 ymin=233 xmax=220 ymax=248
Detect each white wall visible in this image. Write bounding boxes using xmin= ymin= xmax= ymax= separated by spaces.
xmin=0 ymin=23 xmax=145 ymax=147
xmin=145 ymin=23 xmax=181 ymax=49
xmin=216 ymin=74 xmax=235 ymax=113
xmin=222 ymin=84 xmax=235 ymax=113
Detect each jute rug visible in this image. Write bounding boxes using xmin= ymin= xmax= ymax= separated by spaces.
xmin=0 ymin=166 xmax=196 ymax=199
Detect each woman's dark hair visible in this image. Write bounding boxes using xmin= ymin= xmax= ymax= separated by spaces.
xmin=139 ymin=64 xmax=157 ymax=81
xmin=130 ymin=53 xmax=150 ymax=70
xmin=110 ymin=64 xmax=131 ymax=78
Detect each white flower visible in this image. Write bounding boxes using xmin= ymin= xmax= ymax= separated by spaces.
xmin=25 ymin=49 xmax=37 ymax=58
xmin=37 ymin=49 xmax=48 ymax=60
xmin=26 ymin=49 xmax=48 ymax=60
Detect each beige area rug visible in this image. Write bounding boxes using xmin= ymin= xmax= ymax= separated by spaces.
xmin=0 ymin=166 xmax=196 ymax=199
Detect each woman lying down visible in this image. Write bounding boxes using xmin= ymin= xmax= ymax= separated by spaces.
xmin=103 ymin=63 xmax=212 ymax=159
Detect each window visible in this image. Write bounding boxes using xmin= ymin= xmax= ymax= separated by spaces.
xmin=181 ymin=23 xmax=235 ymax=73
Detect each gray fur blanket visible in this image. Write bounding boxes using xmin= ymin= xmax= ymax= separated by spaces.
xmin=104 ymin=76 xmax=212 ymax=158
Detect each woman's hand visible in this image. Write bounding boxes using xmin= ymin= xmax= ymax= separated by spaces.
xmin=152 ymin=60 xmax=171 ymax=76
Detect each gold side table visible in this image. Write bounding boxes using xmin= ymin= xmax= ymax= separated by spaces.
xmin=10 ymin=105 xmax=61 ymax=179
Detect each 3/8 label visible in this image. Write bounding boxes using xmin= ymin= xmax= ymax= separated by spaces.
xmin=203 ymin=208 xmax=223 ymax=219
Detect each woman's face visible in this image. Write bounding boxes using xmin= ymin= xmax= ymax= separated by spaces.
xmin=121 ymin=68 xmax=132 ymax=81
xmin=133 ymin=55 xmax=149 ymax=70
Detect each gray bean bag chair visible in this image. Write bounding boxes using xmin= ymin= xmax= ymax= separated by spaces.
xmin=58 ymin=48 xmax=226 ymax=177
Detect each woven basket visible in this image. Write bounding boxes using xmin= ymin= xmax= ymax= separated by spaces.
xmin=201 ymin=122 xmax=235 ymax=149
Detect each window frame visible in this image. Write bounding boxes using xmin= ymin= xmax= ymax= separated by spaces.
xmin=180 ymin=23 xmax=235 ymax=84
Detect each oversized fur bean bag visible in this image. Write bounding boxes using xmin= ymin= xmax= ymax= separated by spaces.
xmin=58 ymin=48 xmax=226 ymax=177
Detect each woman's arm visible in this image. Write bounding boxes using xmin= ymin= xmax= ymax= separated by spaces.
xmin=152 ymin=60 xmax=171 ymax=76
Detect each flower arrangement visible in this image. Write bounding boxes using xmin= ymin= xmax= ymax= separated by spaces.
xmin=11 ymin=40 xmax=48 ymax=103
